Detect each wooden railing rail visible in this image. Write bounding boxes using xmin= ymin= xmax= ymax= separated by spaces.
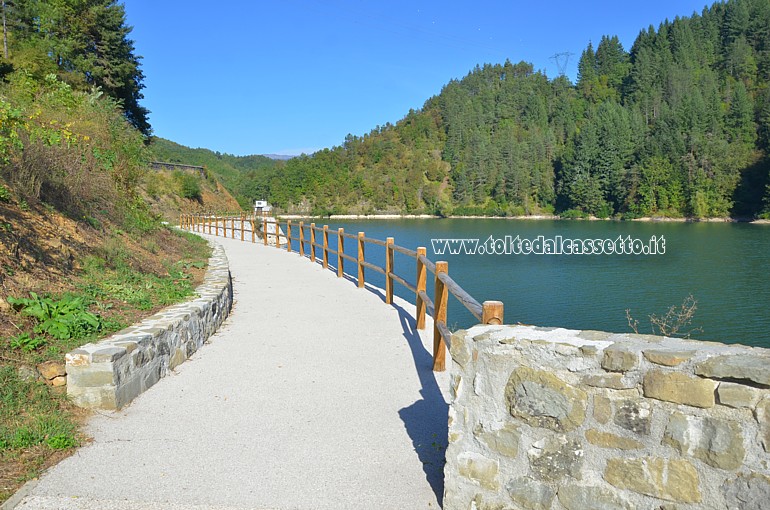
xmin=179 ymin=212 xmax=504 ymax=371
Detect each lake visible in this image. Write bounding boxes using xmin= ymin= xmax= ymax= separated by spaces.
xmin=306 ymin=218 xmax=770 ymax=348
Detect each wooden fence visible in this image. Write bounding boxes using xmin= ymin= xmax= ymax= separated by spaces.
xmin=180 ymin=212 xmax=504 ymax=372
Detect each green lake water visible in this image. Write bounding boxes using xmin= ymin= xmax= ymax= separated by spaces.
xmin=314 ymin=218 xmax=770 ymax=348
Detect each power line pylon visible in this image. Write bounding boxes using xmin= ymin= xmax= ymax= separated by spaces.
xmin=550 ymin=52 xmax=574 ymax=77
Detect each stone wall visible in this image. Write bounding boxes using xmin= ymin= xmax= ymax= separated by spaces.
xmin=65 ymin=241 xmax=232 ymax=410
xmin=444 ymin=325 xmax=770 ymax=510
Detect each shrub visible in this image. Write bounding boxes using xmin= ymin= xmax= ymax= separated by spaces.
xmin=558 ymin=209 xmax=589 ymax=219
xmin=174 ymin=171 xmax=202 ymax=201
xmin=6 ymin=292 xmax=102 ymax=341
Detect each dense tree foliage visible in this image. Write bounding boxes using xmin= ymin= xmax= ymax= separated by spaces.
xmin=1 ymin=0 xmax=151 ymax=135
xmin=237 ymin=0 xmax=770 ymax=218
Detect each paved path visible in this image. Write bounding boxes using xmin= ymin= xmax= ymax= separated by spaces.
xmin=11 ymin=234 xmax=450 ymax=509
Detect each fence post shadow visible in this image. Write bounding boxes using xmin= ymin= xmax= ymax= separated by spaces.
xmin=393 ymin=302 xmax=448 ymax=507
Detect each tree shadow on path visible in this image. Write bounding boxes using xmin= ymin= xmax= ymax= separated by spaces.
xmin=393 ymin=302 xmax=448 ymax=507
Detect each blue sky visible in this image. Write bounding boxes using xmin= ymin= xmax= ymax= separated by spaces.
xmin=123 ymin=0 xmax=711 ymax=156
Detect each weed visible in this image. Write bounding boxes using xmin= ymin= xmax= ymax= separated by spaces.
xmin=8 ymin=332 xmax=47 ymax=352
xmin=0 ymin=366 xmax=78 ymax=455
xmin=47 ymin=434 xmax=77 ymax=449
xmin=6 ymin=292 xmax=102 ymax=340
xmin=83 ymin=216 xmax=101 ymax=229
xmin=626 ymin=294 xmax=703 ymax=338
xmin=0 ymin=183 xmax=10 ymax=202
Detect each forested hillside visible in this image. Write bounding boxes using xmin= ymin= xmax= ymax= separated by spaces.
xmin=240 ymin=0 xmax=770 ymax=219
xmin=149 ymin=138 xmax=279 ymax=209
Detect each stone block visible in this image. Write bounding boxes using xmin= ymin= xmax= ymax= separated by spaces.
xmin=65 ymin=349 xmax=91 ymax=366
xmin=593 ymin=395 xmax=612 ymax=424
xmin=475 ymin=423 xmax=520 ymax=458
xmin=169 ymin=347 xmax=186 ymax=371
xmin=613 ymin=399 xmax=652 ymax=435
xmin=65 ymin=365 xmax=115 ymax=387
xmin=457 ymin=452 xmax=499 ymax=490
xmin=642 ymin=350 xmax=694 ymax=367
xmin=50 ymin=375 xmax=67 ymax=387
xmin=68 ymin=385 xmax=117 ymax=410
xmin=557 ymin=484 xmax=632 ymax=510
xmin=663 ymin=412 xmax=744 ymax=470
xmin=450 ymin=330 xmax=472 ymax=369
xmin=583 ymin=373 xmax=636 ymax=390
xmin=604 ymin=457 xmax=700 ymax=503
xmin=505 ymin=367 xmax=586 ymax=432
xmin=717 ymin=382 xmax=761 ymax=409
xmin=643 ymin=370 xmax=716 ymax=408
xmin=37 ymin=360 xmax=65 ymax=379
xmin=505 ymin=477 xmax=554 ymax=510
xmin=528 ymin=435 xmax=583 ymax=482
xmin=602 ymin=347 xmax=638 ymax=372
xmin=722 ymin=473 xmax=770 ymax=510
xmin=91 ymin=346 xmax=126 ymax=363
xmin=695 ymin=354 xmax=770 ymax=386
xmin=754 ymin=397 xmax=770 ymax=451
xmin=471 ymin=494 xmax=513 ymax=510
xmin=585 ymin=429 xmax=643 ymax=450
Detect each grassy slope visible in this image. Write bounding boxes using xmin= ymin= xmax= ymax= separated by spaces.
xmin=0 ymin=176 xmax=212 ymax=503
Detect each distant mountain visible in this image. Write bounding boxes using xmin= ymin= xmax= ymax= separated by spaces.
xmin=263 ymin=154 xmax=297 ymax=161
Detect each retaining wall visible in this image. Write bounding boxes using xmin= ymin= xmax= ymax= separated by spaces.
xmin=444 ymin=325 xmax=770 ymax=510
xmin=65 ymin=241 xmax=232 ymax=410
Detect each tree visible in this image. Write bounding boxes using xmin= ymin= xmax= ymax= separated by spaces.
xmin=6 ymin=0 xmax=151 ymax=135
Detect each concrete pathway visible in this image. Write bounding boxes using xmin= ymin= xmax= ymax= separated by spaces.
xmin=11 ymin=234 xmax=450 ymax=509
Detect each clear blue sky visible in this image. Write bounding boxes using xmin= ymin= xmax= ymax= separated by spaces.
xmin=123 ymin=0 xmax=710 ymax=156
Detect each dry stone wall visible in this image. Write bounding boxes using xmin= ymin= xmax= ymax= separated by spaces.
xmin=65 ymin=241 xmax=232 ymax=410
xmin=444 ymin=325 xmax=770 ymax=510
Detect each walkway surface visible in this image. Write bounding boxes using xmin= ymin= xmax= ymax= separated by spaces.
xmin=11 ymin=233 xmax=450 ymax=509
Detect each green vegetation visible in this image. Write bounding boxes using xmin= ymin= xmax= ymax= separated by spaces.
xmin=232 ymin=0 xmax=770 ymax=219
xmin=6 ymin=293 xmax=101 ymax=341
xmin=174 ymin=171 xmax=203 ymax=201
xmin=149 ymin=138 xmax=279 ymax=208
xmin=0 ymin=4 xmax=215 ymax=498
xmin=0 ymin=365 xmax=79 ymax=453
xmin=3 ymin=229 xmax=210 ymax=362
xmin=0 ymin=0 xmax=150 ymax=135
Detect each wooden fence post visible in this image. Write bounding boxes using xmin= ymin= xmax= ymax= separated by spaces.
xmin=263 ymin=217 xmax=268 ymax=246
xmin=287 ymin=220 xmax=292 ymax=253
xmin=322 ymin=225 xmax=329 ymax=269
xmin=433 ymin=261 xmax=448 ymax=372
xmin=240 ymin=213 xmax=245 ymax=241
xmin=250 ymin=215 xmax=256 ymax=243
xmin=416 ymin=247 xmax=427 ymax=330
xmin=310 ymin=223 xmax=316 ymax=262
xmin=215 ymin=214 xmax=220 ymax=236
xmin=299 ymin=222 xmax=305 ymax=257
xmin=357 ymin=232 xmax=365 ymax=288
xmin=482 ymin=301 xmax=504 ymax=325
xmin=385 ymin=237 xmax=394 ymax=304
xmin=337 ymin=228 xmax=344 ymax=277
xmin=231 ymin=215 xmax=235 ymax=238
xmin=275 ymin=220 xmax=281 ymax=248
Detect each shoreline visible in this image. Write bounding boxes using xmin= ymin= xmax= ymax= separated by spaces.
xmin=276 ymin=213 xmax=770 ymax=224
